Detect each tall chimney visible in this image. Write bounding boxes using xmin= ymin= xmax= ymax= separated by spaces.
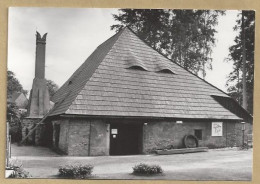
xmin=35 ymin=32 xmax=47 ymax=79
xmin=26 ymin=32 xmax=50 ymax=118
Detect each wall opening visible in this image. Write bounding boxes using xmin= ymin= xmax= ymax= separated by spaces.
xmin=109 ymin=122 xmax=143 ymax=155
xmin=43 ymin=122 xmax=53 ymax=147
xmin=25 ymin=128 xmax=29 ymax=144
xmin=194 ymin=129 xmax=202 ymax=140
xmin=54 ymin=124 xmax=60 ymax=148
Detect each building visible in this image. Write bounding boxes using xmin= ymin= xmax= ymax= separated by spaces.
xmin=8 ymin=92 xmax=28 ymax=112
xmin=23 ymin=27 xmax=253 ymax=156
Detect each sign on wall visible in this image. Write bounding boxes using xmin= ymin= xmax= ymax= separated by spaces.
xmin=212 ymin=122 xmax=223 ymax=136
xmin=111 ymin=129 xmax=118 ymax=134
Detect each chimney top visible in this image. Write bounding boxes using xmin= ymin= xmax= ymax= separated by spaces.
xmin=36 ymin=31 xmax=47 ymax=44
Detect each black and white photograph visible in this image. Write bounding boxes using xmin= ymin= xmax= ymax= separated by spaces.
xmin=5 ymin=8 xmax=254 ymax=180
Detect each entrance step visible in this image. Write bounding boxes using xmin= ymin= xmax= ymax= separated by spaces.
xmin=155 ymin=147 xmax=209 ymax=155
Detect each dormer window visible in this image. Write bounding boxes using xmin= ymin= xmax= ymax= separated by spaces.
xmin=125 ymin=52 xmax=148 ymax=71
xmin=128 ymin=65 xmax=147 ymax=71
xmin=154 ymin=56 xmax=176 ymax=74
xmin=156 ymin=68 xmax=175 ymax=74
xmin=125 ymin=52 xmax=176 ymax=74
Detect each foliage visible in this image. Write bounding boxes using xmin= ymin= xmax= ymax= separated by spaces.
xmin=226 ymin=11 xmax=255 ymax=114
xmin=8 ymin=159 xmax=31 ymax=178
xmin=132 ymin=163 xmax=163 ymax=175
xmin=111 ymin=9 xmax=225 ymax=77
xmin=7 ymin=70 xmax=28 ymax=98
xmin=46 ymin=79 xmax=59 ymax=98
xmin=7 ymin=102 xmax=20 ymax=125
xmin=58 ymin=164 xmax=94 ymax=179
xmin=9 ymin=124 xmax=22 ymax=143
xmin=7 ymin=70 xmax=28 ymax=142
xmin=6 ymin=102 xmax=26 ymax=142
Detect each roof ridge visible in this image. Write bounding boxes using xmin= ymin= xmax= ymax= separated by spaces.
xmin=126 ymin=26 xmax=231 ymax=97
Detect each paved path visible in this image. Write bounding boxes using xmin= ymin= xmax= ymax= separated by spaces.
xmin=10 ymin=144 xmax=252 ymax=180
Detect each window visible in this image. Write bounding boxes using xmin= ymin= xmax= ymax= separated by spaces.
xmin=156 ymin=68 xmax=175 ymax=74
xmin=128 ymin=65 xmax=147 ymax=71
xmin=194 ymin=129 xmax=202 ymax=140
xmin=126 ymin=52 xmax=148 ymax=71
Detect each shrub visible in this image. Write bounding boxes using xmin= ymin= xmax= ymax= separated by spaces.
xmin=58 ymin=164 xmax=94 ymax=179
xmin=9 ymin=167 xmax=31 ymax=178
xmin=9 ymin=125 xmax=22 ymax=142
xmin=8 ymin=159 xmax=31 ymax=178
xmin=132 ymin=163 xmax=163 ymax=175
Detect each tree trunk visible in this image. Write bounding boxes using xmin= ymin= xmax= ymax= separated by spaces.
xmin=242 ymin=11 xmax=247 ymax=110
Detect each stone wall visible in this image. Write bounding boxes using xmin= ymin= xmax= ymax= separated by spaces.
xmin=22 ymin=118 xmax=44 ymax=145
xmin=58 ymin=119 xmax=69 ymax=153
xmin=233 ymin=122 xmax=253 ymax=146
xmin=142 ymin=120 xmax=253 ymax=153
xmin=53 ymin=117 xmax=252 ymax=156
xmin=89 ymin=120 xmax=110 ymax=156
xmin=55 ymin=118 xmax=109 ymax=156
xmin=67 ymin=119 xmax=90 ymax=156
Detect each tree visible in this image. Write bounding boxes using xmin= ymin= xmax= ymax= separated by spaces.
xmin=6 ymin=102 xmax=26 ymax=142
xmin=226 ymin=11 xmax=255 ymax=114
xmin=7 ymin=70 xmax=28 ymax=98
xmin=111 ymin=9 xmax=225 ymax=77
xmin=46 ymin=79 xmax=59 ymax=98
xmin=7 ymin=70 xmax=28 ymax=142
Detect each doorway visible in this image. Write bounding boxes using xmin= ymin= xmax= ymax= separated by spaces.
xmin=110 ymin=123 xmax=143 ymax=155
xmin=54 ymin=124 xmax=60 ymax=148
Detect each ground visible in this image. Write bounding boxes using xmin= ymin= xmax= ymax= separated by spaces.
xmin=9 ymin=144 xmax=252 ymax=180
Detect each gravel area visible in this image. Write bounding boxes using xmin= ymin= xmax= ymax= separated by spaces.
xmin=9 ymin=144 xmax=252 ymax=180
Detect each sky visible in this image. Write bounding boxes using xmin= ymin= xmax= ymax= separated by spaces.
xmin=8 ymin=8 xmax=239 ymax=94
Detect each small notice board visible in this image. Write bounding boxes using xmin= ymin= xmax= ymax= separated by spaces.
xmin=111 ymin=129 xmax=118 ymax=134
xmin=212 ymin=122 xmax=223 ymax=136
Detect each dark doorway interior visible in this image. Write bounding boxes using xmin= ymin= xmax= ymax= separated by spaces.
xmin=54 ymin=124 xmax=60 ymax=148
xmin=110 ymin=123 xmax=143 ymax=155
xmin=42 ymin=122 xmax=53 ymax=146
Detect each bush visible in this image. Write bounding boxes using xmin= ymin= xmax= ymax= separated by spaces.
xmin=132 ymin=163 xmax=163 ymax=175
xmin=58 ymin=164 xmax=94 ymax=179
xmin=9 ymin=125 xmax=22 ymax=142
xmin=8 ymin=159 xmax=31 ymax=178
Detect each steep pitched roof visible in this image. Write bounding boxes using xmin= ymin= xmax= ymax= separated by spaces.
xmin=8 ymin=92 xmax=28 ymax=109
xmin=49 ymin=27 xmax=246 ymax=120
xmin=10 ymin=92 xmax=21 ymax=102
xmin=49 ymin=30 xmax=123 ymax=116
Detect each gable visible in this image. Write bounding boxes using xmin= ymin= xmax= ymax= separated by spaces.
xmin=15 ymin=93 xmax=28 ymax=108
